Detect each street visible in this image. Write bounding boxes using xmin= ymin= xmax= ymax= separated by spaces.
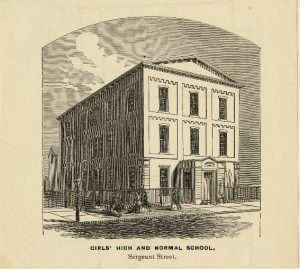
xmin=43 ymin=210 xmax=260 ymax=239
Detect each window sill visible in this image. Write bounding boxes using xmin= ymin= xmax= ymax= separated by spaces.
xmin=185 ymin=114 xmax=206 ymax=119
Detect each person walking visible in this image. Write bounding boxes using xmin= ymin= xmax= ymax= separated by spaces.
xmin=175 ymin=189 xmax=182 ymax=211
xmin=134 ymin=192 xmax=142 ymax=213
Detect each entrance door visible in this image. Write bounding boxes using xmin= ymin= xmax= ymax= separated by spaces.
xmin=203 ymin=171 xmax=217 ymax=204
xmin=182 ymin=169 xmax=193 ymax=203
xmin=183 ymin=169 xmax=192 ymax=189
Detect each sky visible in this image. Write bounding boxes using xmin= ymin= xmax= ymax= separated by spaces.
xmin=42 ymin=16 xmax=260 ymax=183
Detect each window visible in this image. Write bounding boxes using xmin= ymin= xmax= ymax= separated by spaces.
xmin=106 ymin=167 xmax=112 ymax=190
xmin=92 ymin=138 xmax=98 ymax=158
xmin=66 ymin=171 xmax=72 ymax=190
xmin=160 ymin=167 xmax=168 ymax=188
xmin=128 ymin=124 xmax=135 ymax=153
xmin=98 ymin=134 xmax=103 ymax=157
xmin=190 ymin=92 xmax=199 ymax=116
xmin=81 ymin=113 xmax=87 ymax=130
xmin=94 ymin=170 xmax=99 ymax=190
xmin=88 ymin=171 xmax=93 ymax=191
xmin=127 ymin=88 xmax=135 ymax=112
xmin=67 ymin=144 xmax=71 ymax=162
xmin=107 ymin=99 xmax=112 ymax=120
xmin=159 ymin=87 xmax=168 ymax=112
xmin=139 ymin=167 xmax=144 ymax=188
xmin=66 ymin=121 xmax=71 ymax=136
xmin=219 ymin=131 xmax=227 ymax=156
xmin=98 ymin=169 xmax=103 ymax=191
xmin=82 ymin=140 xmax=87 ymax=160
xmin=159 ymin=125 xmax=169 ymax=153
xmin=219 ymin=97 xmax=227 ymax=120
xmin=90 ymin=108 xmax=99 ymax=127
xmin=107 ymin=130 xmax=113 ymax=156
xmin=81 ymin=170 xmax=87 ymax=190
xmin=128 ymin=167 xmax=135 ymax=189
xmin=190 ymin=128 xmax=199 ymax=155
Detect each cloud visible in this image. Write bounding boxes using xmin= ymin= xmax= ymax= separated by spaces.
xmin=68 ymin=32 xmax=133 ymax=92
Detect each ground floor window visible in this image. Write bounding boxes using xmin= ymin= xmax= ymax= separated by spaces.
xmin=160 ymin=167 xmax=169 ymax=188
xmin=128 ymin=167 xmax=135 ymax=189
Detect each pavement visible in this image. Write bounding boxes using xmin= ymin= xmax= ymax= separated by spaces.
xmin=43 ymin=201 xmax=260 ymax=226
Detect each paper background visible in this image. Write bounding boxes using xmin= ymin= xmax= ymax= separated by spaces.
xmin=0 ymin=0 xmax=298 ymax=268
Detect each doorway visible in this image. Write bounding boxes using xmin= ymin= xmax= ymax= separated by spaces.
xmin=202 ymin=171 xmax=217 ymax=204
xmin=182 ymin=168 xmax=193 ymax=203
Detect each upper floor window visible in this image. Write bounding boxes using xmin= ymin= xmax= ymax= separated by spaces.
xmin=92 ymin=138 xmax=98 ymax=158
xmin=107 ymin=129 xmax=113 ymax=156
xmin=128 ymin=124 xmax=135 ymax=153
xmin=190 ymin=92 xmax=199 ymax=116
xmin=88 ymin=170 xmax=94 ymax=191
xmin=107 ymin=99 xmax=112 ymax=120
xmin=98 ymin=134 xmax=103 ymax=157
xmin=219 ymin=97 xmax=227 ymax=120
xmin=190 ymin=128 xmax=199 ymax=155
xmin=159 ymin=87 xmax=169 ymax=112
xmin=90 ymin=108 xmax=99 ymax=127
xmin=159 ymin=125 xmax=169 ymax=153
xmin=81 ymin=113 xmax=87 ymax=130
xmin=66 ymin=120 xmax=71 ymax=136
xmin=219 ymin=131 xmax=227 ymax=156
xmin=127 ymin=87 xmax=135 ymax=113
xmin=67 ymin=144 xmax=71 ymax=162
xmin=82 ymin=140 xmax=87 ymax=160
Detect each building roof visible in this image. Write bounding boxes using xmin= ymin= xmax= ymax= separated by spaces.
xmin=57 ymin=58 xmax=244 ymax=120
xmin=143 ymin=60 xmax=244 ymax=87
xmin=152 ymin=55 xmax=238 ymax=84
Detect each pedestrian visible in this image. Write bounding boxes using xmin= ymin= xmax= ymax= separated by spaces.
xmin=141 ymin=190 xmax=151 ymax=211
xmin=109 ymin=193 xmax=116 ymax=212
xmin=171 ymin=189 xmax=176 ymax=210
xmin=171 ymin=189 xmax=182 ymax=211
xmin=115 ymin=193 xmax=124 ymax=212
xmin=134 ymin=192 xmax=142 ymax=213
xmin=176 ymin=190 xmax=182 ymax=211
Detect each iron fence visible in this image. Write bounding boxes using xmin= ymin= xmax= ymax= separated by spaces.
xmin=43 ymin=188 xmax=194 ymax=209
xmin=43 ymin=185 xmax=260 ymax=209
xmin=224 ymin=185 xmax=261 ymax=202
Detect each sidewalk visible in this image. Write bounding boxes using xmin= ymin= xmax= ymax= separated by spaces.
xmin=43 ymin=201 xmax=260 ymax=226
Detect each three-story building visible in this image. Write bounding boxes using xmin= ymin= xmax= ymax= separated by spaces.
xmin=57 ymin=56 xmax=243 ymax=204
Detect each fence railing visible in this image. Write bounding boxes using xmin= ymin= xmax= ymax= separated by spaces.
xmin=43 ymin=188 xmax=194 ymax=209
xmin=224 ymin=185 xmax=261 ymax=202
xmin=43 ymin=185 xmax=260 ymax=209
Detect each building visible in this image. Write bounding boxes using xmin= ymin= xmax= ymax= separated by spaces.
xmin=57 ymin=56 xmax=244 ymax=204
xmin=47 ymin=146 xmax=60 ymax=191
